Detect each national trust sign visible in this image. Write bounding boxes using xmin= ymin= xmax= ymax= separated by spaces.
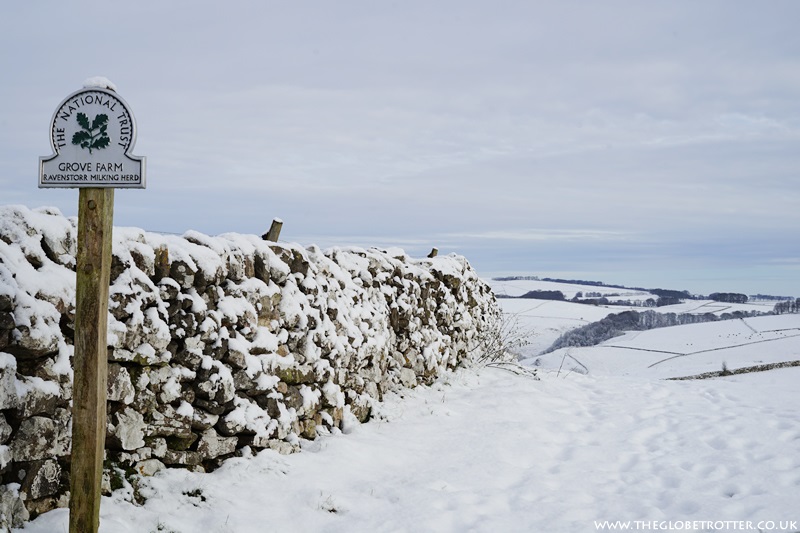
xmin=39 ymin=86 xmax=146 ymax=188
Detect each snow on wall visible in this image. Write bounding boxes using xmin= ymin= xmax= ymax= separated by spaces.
xmin=0 ymin=205 xmax=500 ymax=527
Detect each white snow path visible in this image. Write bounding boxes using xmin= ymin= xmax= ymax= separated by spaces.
xmin=19 ymin=366 xmax=800 ymax=533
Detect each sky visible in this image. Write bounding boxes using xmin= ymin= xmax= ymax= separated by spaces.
xmin=2 ymin=1 xmax=799 ymax=296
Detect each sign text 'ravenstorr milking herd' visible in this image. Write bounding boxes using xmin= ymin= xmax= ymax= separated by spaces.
xmin=39 ymin=81 xmax=146 ymax=188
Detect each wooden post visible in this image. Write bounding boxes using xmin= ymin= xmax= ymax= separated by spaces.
xmin=264 ymin=218 xmax=283 ymax=242
xmin=70 ymin=188 xmax=114 ymax=533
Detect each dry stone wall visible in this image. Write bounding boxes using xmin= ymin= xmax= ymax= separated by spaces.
xmin=0 ymin=205 xmax=499 ymax=529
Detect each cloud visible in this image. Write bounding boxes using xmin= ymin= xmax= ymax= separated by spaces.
xmin=2 ymin=1 xmax=800 ymax=295
xmin=443 ymin=228 xmax=636 ymax=243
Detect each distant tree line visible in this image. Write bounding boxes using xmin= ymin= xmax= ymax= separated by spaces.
xmin=649 ymin=288 xmax=695 ymax=301
xmin=541 ymin=277 xmax=617 ymax=288
xmin=708 ymin=292 xmax=748 ymax=304
xmin=574 ymin=296 xmax=665 ymax=307
xmin=519 ymin=290 xmax=565 ymax=301
xmin=773 ymin=299 xmax=800 ymax=314
xmin=577 ymin=296 xmax=611 ymax=306
xmin=542 ymin=309 xmax=765 ymax=354
xmin=751 ymin=294 xmax=795 ymax=301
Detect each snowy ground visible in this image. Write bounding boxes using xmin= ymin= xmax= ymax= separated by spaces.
xmin=530 ymin=314 xmax=800 ymax=379
xmin=484 ymin=278 xmax=780 ymax=357
xmin=16 ymin=289 xmax=800 ymax=533
xmin=489 ymin=278 xmax=656 ymax=301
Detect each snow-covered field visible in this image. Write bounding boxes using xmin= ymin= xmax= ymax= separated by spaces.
xmin=490 ymin=297 xmax=628 ymax=355
xmin=486 ymin=278 xmax=785 ymax=357
xmin=533 ymin=313 xmax=800 ymax=379
xmin=490 ymin=277 xmax=656 ymax=301
xmin=16 ymin=282 xmax=800 ymax=533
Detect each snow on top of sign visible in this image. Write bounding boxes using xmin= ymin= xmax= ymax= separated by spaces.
xmin=82 ymin=76 xmax=117 ymax=91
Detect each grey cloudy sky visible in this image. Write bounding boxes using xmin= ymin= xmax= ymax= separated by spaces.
xmin=2 ymin=1 xmax=799 ymax=296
